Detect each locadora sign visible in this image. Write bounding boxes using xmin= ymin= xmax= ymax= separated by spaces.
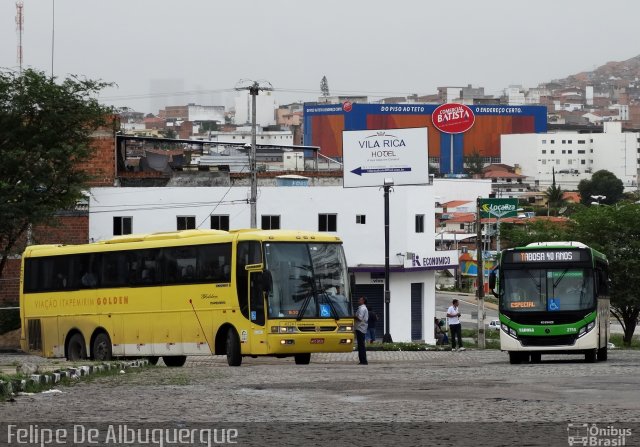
xmin=431 ymin=103 xmax=475 ymax=134
xmin=479 ymin=198 xmax=518 ymax=218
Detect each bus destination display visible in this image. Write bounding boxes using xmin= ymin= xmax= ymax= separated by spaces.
xmin=506 ymin=250 xmax=583 ymax=263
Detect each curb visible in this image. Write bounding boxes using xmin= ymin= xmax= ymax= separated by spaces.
xmin=0 ymin=359 xmax=148 ymax=397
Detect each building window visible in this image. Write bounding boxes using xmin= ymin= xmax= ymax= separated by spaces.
xmin=261 ymin=215 xmax=281 ymax=230
xmin=550 ymin=150 xmax=555 ymax=154
xmin=542 ymin=140 xmax=546 ymax=144
xmin=550 ymin=140 xmax=555 ymax=144
xmin=578 ymin=140 xmax=586 ymax=144
xmin=562 ymin=140 xmax=566 ymax=144
xmin=356 ymin=215 xmax=366 ymax=224
xmin=113 ymin=217 xmax=132 ymax=236
xmin=542 ymin=150 xmax=546 ymax=154
xmin=177 ymin=216 xmax=196 ymax=230
xmin=556 ymin=160 xmax=560 ymax=164
xmin=568 ymin=159 xmax=573 ymax=165
xmin=578 ymin=150 xmax=585 ymax=154
xmin=210 ymin=215 xmax=230 ymax=231
xmin=561 ymin=150 xmax=566 ymax=154
xmin=318 ymin=214 xmax=337 ymax=232
xmin=581 ymin=159 xmax=586 ymax=165
xmin=415 ymin=214 xmax=425 ymax=233
xmin=568 ymin=140 xmax=572 ymax=144
xmin=542 ymin=160 xmax=547 ymax=165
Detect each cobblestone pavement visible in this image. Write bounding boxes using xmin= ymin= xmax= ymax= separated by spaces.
xmin=1 ymin=350 xmax=640 ymax=446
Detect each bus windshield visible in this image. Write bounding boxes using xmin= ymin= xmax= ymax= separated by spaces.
xmin=501 ymin=268 xmax=594 ymax=312
xmin=264 ymin=242 xmax=351 ymax=319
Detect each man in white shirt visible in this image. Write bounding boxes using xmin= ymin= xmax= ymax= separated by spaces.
xmin=447 ymin=299 xmax=465 ymax=351
xmin=354 ymin=297 xmax=369 ymax=364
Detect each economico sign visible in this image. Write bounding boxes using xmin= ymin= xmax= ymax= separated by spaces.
xmin=432 ymin=103 xmax=475 ymax=134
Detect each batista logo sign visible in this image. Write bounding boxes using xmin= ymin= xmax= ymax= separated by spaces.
xmin=432 ymin=103 xmax=475 ymax=134
xmin=479 ymin=198 xmax=518 ymax=218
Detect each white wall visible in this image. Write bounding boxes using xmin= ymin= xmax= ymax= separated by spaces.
xmin=432 ymin=178 xmax=493 ymax=203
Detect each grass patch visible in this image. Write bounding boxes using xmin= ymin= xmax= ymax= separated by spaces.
xmin=610 ymin=334 xmax=640 ymax=349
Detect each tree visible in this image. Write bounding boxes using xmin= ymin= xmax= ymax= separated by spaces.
xmin=320 ymin=76 xmax=330 ymax=97
xmin=463 ymin=149 xmax=484 ymax=176
xmin=0 ymin=68 xmax=114 ymax=277
xmin=577 ymin=169 xmax=624 ymax=206
xmin=571 ymin=204 xmax=640 ymax=346
xmin=545 ymin=167 xmax=565 ymax=214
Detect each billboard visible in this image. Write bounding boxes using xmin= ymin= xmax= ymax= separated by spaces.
xmin=342 ymin=127 xmax=429 ymax=188
xmin=304 ymin=103 xmax=547 ymax=174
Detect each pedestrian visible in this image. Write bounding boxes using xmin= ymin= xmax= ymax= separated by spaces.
xmin=447 ymin=299 xmax=465 ymax=351
xmin=434 ymin=317 xmax=446 ymax=345
xmin=366 ymin=307 xmax=377 ymax=343
xmin=354 ymin=296 xmax=369 ymax=364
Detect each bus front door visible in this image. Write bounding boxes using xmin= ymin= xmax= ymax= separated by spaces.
xmin=248 ymin=271 xmax=267 ymax=354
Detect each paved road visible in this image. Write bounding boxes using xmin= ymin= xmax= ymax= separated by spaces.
xmin=1 ymin=350 xmax=639 ymax=446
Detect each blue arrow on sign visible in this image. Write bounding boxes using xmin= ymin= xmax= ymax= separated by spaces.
xmin=350 ymin=167 xmax=412 ymax=176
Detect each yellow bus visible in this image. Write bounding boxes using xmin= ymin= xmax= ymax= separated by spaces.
xmin=20 ymin=229 xmax=354 ymax=366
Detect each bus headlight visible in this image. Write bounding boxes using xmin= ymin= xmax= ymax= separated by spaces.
xmin=501 ymin=323 xmax=518 ymax=339
xmin=338 ymin=325 xmax=353 ymax=332
xmin=578 ymin=321 xmax=596 ymax=338
xmin=271 ymin=326 xmax=297 ymax=334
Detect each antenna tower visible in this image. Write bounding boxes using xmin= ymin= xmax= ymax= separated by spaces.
xmin=16 ymin=1 xmax=24 ymax=72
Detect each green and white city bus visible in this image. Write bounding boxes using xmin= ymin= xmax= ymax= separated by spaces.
xmin=489 ymin=242 xmax=610 ymax=364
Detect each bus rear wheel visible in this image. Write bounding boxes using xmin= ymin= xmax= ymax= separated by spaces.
xmin=294 ymin=353 xmax=311 ymax=365
xmin=163 ymin=356 xmax=187 ymax=367
xmin=67 ymin=333 xmax=87 ymax=362
xmin=147 ymin=356 xmax=160 ymax=365
xmin=226 ymin=329 xmax=242 ymax=367
xmin=92 ymin=332 xmax=112 ymax=361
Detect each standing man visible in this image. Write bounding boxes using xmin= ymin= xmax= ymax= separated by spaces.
xmin=447 ymin=299 xmax=465 ymax=351
xmin=354 ymin=297 xmax=369 ymax=364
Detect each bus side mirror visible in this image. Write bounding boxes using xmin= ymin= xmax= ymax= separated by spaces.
xmin=488 ymin=271 xmax=499 ymax=298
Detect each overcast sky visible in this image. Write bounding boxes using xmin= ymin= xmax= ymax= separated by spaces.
xmin=2 ymin=0 xmax=639 ymax=114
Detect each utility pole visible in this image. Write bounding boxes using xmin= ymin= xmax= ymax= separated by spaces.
xmin=235 ymin=80 xmax=272 ymax=228
xmin=476 ymin=197 xmax=486 ymax=349
xmin=15 ymin=1 xmax=24 ymax=73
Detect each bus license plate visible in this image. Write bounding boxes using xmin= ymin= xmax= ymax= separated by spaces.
xmin=310 ymin=338 xmax=324 ymax=344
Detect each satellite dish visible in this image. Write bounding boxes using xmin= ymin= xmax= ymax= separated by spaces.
xmin=559 ymin=207 xmax=567 ymax=215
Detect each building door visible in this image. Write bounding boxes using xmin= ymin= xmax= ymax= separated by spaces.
xmin=352 ymin=284 xmax=384 ymax=340
xmin=410 ymin=283 xmax=423 ymax=341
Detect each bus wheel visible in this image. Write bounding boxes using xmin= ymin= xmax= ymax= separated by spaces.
xmin=92 ymin=332 xmax=112 ymax=361
xmin=585 ymin=349 xmax=597 ymax=363
xmin=530 ymin=352 xmax=541 ymax=363
xmin=67 ymin=333 xmax=87 ymax=362
xmin=508 ymin=352 xmax=522 ymax=364
xmin=147 ymin=356 xmax=160 ymax=365
xmin=226 ymin=329 xmax=242 ymax=367
xmin=294 ymin=353 xmax=311 ymax=365
xmin=163 ymin=356 xmax=187 ymax=367
xmin=596 ymin=347 xmax=608 ymax=362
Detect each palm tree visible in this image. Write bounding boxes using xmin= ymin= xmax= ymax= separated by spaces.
xmin=545 ymin=167 xmax=565 ymax=215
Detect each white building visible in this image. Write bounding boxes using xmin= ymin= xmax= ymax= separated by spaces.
xmin=89 ymin=184 xmax=455 ymax=343
xmin=501 ymin=122 xmax=640 ymax=189
xmin=205 ymin=126 xmax=293 ymax=147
